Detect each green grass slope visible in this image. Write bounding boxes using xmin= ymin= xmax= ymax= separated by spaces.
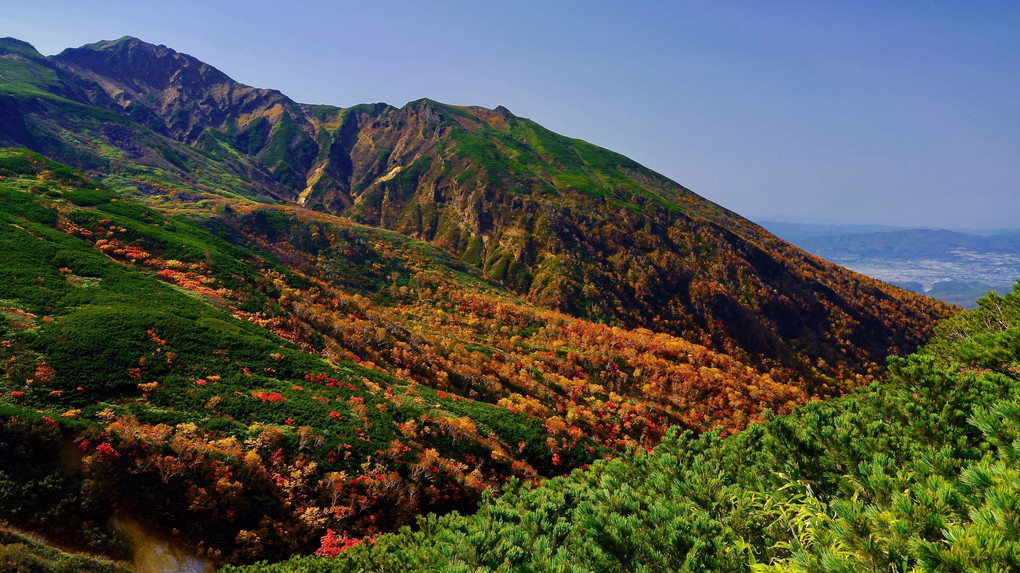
xmin=0 ymin=524 xmax=132 ymax=573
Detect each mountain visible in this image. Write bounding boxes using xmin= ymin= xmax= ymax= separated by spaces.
xmin=0 ymin=37 xmax=959 ymax=566
xmin=757 ymin=220 xmax=911 ymax=243
xmin=1 ymin=36 xmax=953 ymax=381
xmin=782 ymin=228 xmax=1020 ymax=261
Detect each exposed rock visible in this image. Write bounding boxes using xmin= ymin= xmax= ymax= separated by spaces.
xmin=102 ymin=124 xmax=143 ymax=158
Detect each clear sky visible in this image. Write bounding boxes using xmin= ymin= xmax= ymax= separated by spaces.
xmin=3 ymin=1 xmax=1019 ymax=228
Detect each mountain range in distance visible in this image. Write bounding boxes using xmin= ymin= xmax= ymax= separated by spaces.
xmin=761 ymin=221 xmax=1020 ymax=308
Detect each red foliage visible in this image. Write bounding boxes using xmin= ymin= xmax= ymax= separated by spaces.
xmin=147 ymin=328 xmax=167 ymax=345
xmin=96 ymin=442 xmax=120 ymax=461
xmin=252 ymin=390 xmax=287 ymax=403
xmin=314 ymin=529 xmax=367 ymax=557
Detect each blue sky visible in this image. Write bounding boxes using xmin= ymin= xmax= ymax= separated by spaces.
xmin=3 ymin=1 xmax=1019 ymax=228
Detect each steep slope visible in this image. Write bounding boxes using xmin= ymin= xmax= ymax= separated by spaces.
xmin=0 ymin=36 xmax=955 ymax=387
xmin=0 ymin=37 xmax=298 ymax=204
xmin=52 ymin=37 xmax=339 ymax=196
xmin=233 ymin=283 xmax=1020 ymax=573
xmin=0 ymin=525 xmax=131 ymax=573
xmin=53 ymin=37 xmax=298 ymax=145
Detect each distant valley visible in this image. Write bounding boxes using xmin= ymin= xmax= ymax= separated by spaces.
xmin=763 ymin=222 xmax=1020 ymax=307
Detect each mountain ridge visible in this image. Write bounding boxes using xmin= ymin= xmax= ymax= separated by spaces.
xmin=0 ymin=35 xmax=954 ymax=388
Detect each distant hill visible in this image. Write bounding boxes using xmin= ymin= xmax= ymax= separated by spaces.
xmin=783 ymin=228 xmax=1020 ymax=261
xmin=762 ymin=222 xmax=1020 ymax=308
xmin=756 ymin=221 xmax=910 ymax=243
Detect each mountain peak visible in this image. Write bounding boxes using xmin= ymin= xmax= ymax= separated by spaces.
xmin=77 ymin=35 xmax=147 ymax=49
xmin=0 ymin=37 xmax=45 ymax=60
xmin=50 ymin=37 xmax=295 ymax=144
xmin=73 ymin=35 xmax=176 ymax=53
xmin=56 ymin=36 xmax=230 ymax=88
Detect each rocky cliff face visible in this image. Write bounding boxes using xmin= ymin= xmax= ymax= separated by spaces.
xmin=51 ymin=37 xmax=336 ymax=198
xmin=54 ymin=38 xmax=297 ymax=143
xmin=0 ymin=36 xmax=956 ymax=380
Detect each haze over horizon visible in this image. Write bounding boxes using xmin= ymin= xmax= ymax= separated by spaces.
xmin=4 ymin=0 xmax=1018 ymax=229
